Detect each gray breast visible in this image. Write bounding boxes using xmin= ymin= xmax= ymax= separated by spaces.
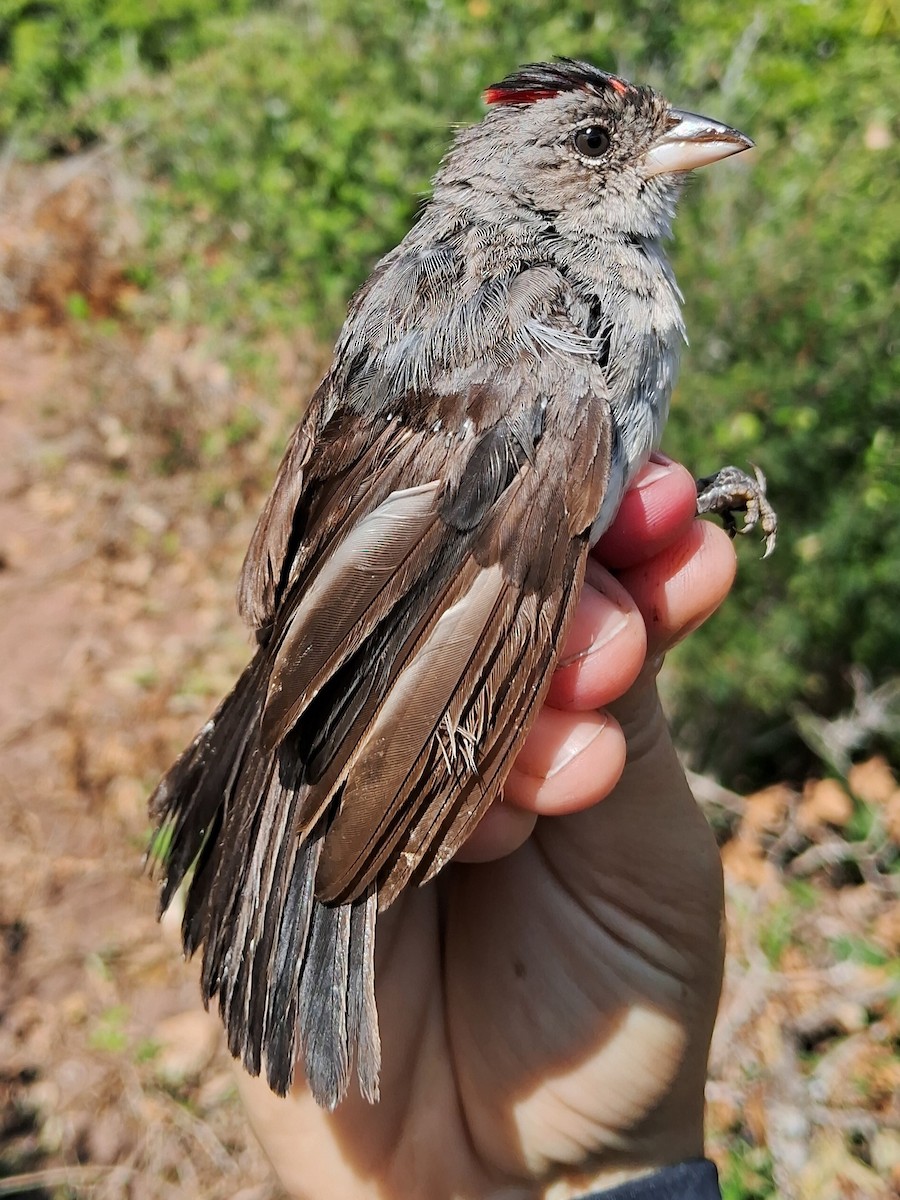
xmin=571 ymin=235 xmax=685 ymax=476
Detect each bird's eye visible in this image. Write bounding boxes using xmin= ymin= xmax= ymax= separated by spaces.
xmin=573 ymin=126 xmax=611 ymax=158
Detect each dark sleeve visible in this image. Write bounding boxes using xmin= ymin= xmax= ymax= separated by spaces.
xmin=577 ymin=1159 xmax=722 ymax=1200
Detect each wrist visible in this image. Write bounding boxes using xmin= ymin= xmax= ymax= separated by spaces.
xmin=542 ymin=1165 xmax=657 ymax=1199
xmin=561 ymin=1159 xmax=721 ymax=1199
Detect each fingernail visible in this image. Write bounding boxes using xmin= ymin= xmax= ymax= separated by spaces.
xmin=635 ymin=461 xmax=671 ymax=490
xmin=546 ymin=716 xmax=608 ymax=778
xmin=558 ymin=588 xmax=630 ymax=668
xmin=650 ymin=450 xmax=674 ymax=466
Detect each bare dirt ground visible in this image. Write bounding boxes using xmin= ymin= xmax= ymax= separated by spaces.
xmin=0 ymin=159 xmax=897 ymax=1199
xmin=0 ymin=155 xmax=325 ymax=1199
xmin=0 ymin=314 xmax=286 ymax=1199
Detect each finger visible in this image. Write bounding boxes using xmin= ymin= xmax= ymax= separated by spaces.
xmin=593 ymin=455 xmax=699 ymax=570
xmin=504 ymin=708 xmax=626 ymax=815
xmin=455 ymin=482 xmax=733 ymax=863
xmin=546 ymin=558 xmax=646 ymax=711
xmin=455 ymin=711 xmax=627 ymax=861
xmin=618 ymin=518 xmax=737 ymax=655
xmin=452 ymin=803 xmax=537 ymax=863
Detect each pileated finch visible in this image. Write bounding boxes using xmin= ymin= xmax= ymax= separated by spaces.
xmin=150 ymin=58 xmax=776 ymax=1108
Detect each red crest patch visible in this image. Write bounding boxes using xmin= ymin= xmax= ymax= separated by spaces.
xmin=483 ymin=87 xmax=560 ymax=106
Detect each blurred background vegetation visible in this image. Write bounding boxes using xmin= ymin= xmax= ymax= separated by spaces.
xmin=2 ymin=0 xmax=896 ymax=791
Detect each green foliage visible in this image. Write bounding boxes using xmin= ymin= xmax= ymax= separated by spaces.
xmin=758 ymin=898 xmax=797 ymax=967
xmin=663 ymin=0 xmax=900 ymax=785
xmin=720 ymin=1143 xmax=776 ymax=1200
xmin=0 ymin=0 xmax=252 ymax=140
xmin=5 ymin=0 xmax=897 ymax=783
xmin=88 ymin=1004 xmax=130 ymax=1053
xmin=786 ymin=879 xmax=818 ymax=909
xmin=829 ymin=934 xmax=894 ymax=968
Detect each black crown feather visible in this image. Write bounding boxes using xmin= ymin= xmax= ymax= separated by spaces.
xmin=484 ymin=58 xmax=633 ymax=106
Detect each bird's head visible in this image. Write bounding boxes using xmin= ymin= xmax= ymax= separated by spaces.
xmin=435 ymin=59 xmax=752 ymax=241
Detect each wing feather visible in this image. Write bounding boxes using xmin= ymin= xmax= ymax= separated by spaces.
xmin=151 ymin=363 xmax=614 ymax=1108
xmin=262 ymin=481 xmax=443 ymax=749
xmin=315 ymin=560 xmax=507 ymax=900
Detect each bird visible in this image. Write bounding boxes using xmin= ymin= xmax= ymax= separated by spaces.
xmin=149 ymin=58 xmax=776 ymax=1109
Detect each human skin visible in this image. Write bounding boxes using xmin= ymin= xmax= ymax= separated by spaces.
xmin=236 ymin=455 xmax=736 ymax=1200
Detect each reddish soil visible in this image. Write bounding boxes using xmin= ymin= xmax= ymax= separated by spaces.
xmin=0 ymin=157 xmax=324 ymax=1198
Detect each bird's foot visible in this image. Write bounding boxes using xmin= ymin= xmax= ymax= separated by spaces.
xmin=696 ymin=464 xmax=777 ymax=558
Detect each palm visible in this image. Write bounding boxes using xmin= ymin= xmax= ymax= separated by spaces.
xmin=362 ymin=687 xmax=722 ymax=1194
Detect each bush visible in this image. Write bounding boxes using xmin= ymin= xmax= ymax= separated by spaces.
xmin=0 ymin=0 xmax=254 ymax=139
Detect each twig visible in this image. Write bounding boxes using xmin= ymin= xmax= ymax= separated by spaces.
xmin=763 ymin=792 xmax=806 ymax=868
xmin=0 ymin=1165 xmax=127 ymax=1194
xmin=720 ymin=11 xmax=768 ymax=99
xmin=687 ymin=769 xmax=747 ymax=817
xmin=808 ymin=1104 xmax=900 ymax=1135
xmin=791 ymin=979 xmax=900 ymax=1043
xmin=787 ymin=826 xmax=898 ymax=893
xmin=0 ymin=130 xmax=18 ymax=203
xmin=787 ymin=837 xmax=867 ymax=876
xmin=164 ymin=1092 xmax=239 ymax=1174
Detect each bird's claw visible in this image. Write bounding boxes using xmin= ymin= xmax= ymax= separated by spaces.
xmin=696 ymin=463 xmax=777 ymax=558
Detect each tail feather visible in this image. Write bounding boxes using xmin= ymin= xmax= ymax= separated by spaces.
xmin=263 ymin=830 xmax=321 ymax=1092
xmin=149 ymin=401 xmax=606 ymax=1108
xmin=181 ymin=814 xmax=223 ymax=958
xmin=150 ymin=663 xmax=380 ymax=1105
xmin=346 ymin=890 xmax=381 ymax=1102
xmin=150 ymin=653 xmax=266 ymax=913
xmin=298 ymin=894 xmax=352 ymax=1108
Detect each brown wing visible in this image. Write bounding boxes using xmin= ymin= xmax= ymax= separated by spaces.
xmin=150 ymin=368 xmax=612 ymax=1105
xmin=257 ymin=383 xmax=614 ymax=904
xmin=237 ymin=389 xmax=441 ymax=634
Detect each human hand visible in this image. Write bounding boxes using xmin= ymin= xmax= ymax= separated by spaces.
xmin=236 ymin=455 xmax=736 ymax=1200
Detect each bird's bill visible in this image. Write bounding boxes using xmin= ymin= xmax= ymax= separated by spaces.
xmin=644 ymin=109 xmax=754 ymax=176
